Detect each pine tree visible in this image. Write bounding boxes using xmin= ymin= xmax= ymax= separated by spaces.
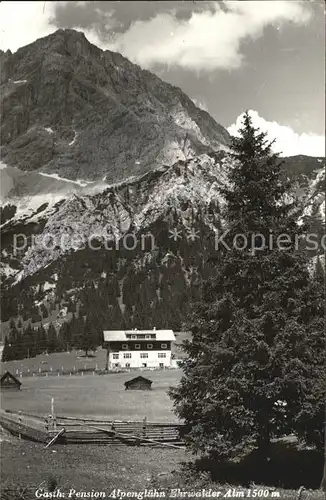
xmin=37 ymin=324 xmax=47 ymax=354
xmin=79 ymin=315 xmax=98 ymax=356
xmin=7 ymin=320 xmax=21 ymax=360
xmin=24 ymin=323 xmax=37 ymax=358
xmin=314 ymin=256 xmax=325 ymax=279
xmin=70 ymin=313 xmax=81 ymax=348
xmin=2 ymin=336 xmax=12 ymax=362
xmin=58 ymin=321 xmax=72 ymax=351
xmin=170 ymin=111 xmax=325 ymax=463
xmin=40 ymin=303 xmax=49 ymax=319
xmin=47 ymin=323 xmax=58 ymax=353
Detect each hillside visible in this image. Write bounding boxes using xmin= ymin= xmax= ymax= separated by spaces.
xmin=0 ymin=30 xmax=324 ymax=348
xmin=1 ymin=151 xmax=324 ymax=334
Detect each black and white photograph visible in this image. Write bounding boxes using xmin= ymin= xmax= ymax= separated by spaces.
xmin=0 ymin=1 xmax=325 ymax=499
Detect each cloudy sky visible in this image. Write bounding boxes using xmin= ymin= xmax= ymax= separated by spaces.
xmin=0 ymin=0 xmax=324 ymax=156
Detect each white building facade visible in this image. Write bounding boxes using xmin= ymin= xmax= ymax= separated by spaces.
xmin=103 ymin=330 xmax=175 ymax=369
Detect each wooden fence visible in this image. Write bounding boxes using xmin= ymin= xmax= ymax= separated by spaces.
xmin=0 ymin=409 xmax=185 ymax=448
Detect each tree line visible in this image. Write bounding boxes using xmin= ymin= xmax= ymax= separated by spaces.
xmin=2 ymin=313 xmax=100 ymax=361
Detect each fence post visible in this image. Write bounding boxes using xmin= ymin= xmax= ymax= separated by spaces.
xmin=142 ymin=416 xmax=147 ymax=439
xmin=51 ymin=398 xmax=57 ymax=431
xmin=18 ymin=411 xmax=22 ymax=439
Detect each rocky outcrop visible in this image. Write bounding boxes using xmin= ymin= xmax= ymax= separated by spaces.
xmin=0 ymin=29 xmax=230 ymax=183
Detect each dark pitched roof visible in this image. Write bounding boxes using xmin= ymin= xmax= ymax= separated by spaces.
xmin=124 ymin=376 xmax=152 ymax=387
xmin=0 ymin=371 xmax=22 ymax=387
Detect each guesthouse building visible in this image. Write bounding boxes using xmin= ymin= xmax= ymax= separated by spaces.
xmin=103 ymin=329 xmax=175 ymax=369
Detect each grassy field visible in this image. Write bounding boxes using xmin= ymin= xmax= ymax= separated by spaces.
xmin=1 ymin=350 xmax=324 ymax=498
xmin=1 ymin=369 xmax=182 ymax=421
xmin=0 ymin=438 xmax=187 ymax=495
xmin=1 ymin=348 xmax=111 ymax=376
xmin=1 ymin=437 xmax=324 ymax=500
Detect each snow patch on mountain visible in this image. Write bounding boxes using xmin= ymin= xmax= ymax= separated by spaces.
xmin=39 ymin=172 xmax=90 ymax=187
xmin=69 ymin=130 xmax=78 ymax=146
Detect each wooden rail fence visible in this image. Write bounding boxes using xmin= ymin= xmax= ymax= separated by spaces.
xmin=0 ymin=409 xmax=185 ymax=448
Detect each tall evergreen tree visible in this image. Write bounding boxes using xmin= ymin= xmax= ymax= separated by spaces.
xmin=36 ymin=324 xmax=47 ymax=354
xmin=2 ymin=336 xmax=12 ymax=362
xmin=47 ymin=323 xmax=58 ymax=353
xmin=23 ymin=323 xmax=37 ymax=358
xmin=79 ymin=315 xmax=98 ymax=356
xmin=170 ymin=111 xmax=325 ymax=463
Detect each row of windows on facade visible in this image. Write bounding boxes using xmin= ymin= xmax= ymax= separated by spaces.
xmin=119 ymin=343 xmax=168 ymax=350
xmin=126 ymin=334 xmax=156 ymax=339
xmin=112 ymin=352 xmax=167 ymax=359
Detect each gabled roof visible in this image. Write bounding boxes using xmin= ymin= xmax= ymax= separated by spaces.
xmin=103 ymin=329 xmax=175 ymax=342
xmin=0 ymin=371 xmax=22 ymax=387
xmin=124 ymin=376 xmax=153 ymax=386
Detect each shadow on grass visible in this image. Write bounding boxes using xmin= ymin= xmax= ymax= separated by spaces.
xmin=194 ymin=442 xmax=323 ymax=490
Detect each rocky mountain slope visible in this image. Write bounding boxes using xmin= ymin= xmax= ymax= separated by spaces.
xmin=0 ymin=30 xmax=324 ymax=338
xmin=0 ymin=151 xmax=324 ymax=331
xmin=0 ymin=29 xmax=230 ymax=184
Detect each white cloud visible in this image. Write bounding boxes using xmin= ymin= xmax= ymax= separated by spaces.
xmin=227 ymin=110 xmax=325 ymax=157
xmin=0 ymin=1 xmax=58 ymax=53
xmin=100 ymin=1 xmax=313 ymax=71
xmin=0 ymin=1 xmax=114 ymax=55
xmin=0 ymin=1 xmax=313 ymax=70
xmin=191 ymin=98 xmax=208 ymax=112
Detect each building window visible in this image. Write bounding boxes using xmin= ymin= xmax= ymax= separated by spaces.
xmin=112 ymin=353 xmax=119 ymax=359
xmin=161 ymin=343 xmax=167 ymax=349
xmin=123 ymin=353 xmax=132 ymax=359
xmin=142 ymin=363 xmax=147 ymax=368
xmin=159 ymin=363 xmax=164 ymax=368
xmin=122 ymin=344 xmax=128 ymax=350
xmin=158 ymin=352 xmax=166 ymax=358
xmin=135 ymin=344 xmax=141 ymax=349
xmin=131 ymin=335 xmax=136 ymax=339
xmin=140 ymin=353 xmax=148 ymax=359
xmin=147 ymin=344 xmax=153 ymax=349
xmin=126 ymin=363 xmax=130 ymax=368
xmin=145 ymin=335 xmax=151 ymax=340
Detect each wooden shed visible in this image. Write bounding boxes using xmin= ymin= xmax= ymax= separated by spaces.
xmin=0 ymin=371 xmax=22 ymax=390
xmin=124 ymin=376 xmax=152 ymax=391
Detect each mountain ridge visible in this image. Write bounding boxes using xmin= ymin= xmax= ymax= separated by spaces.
xmin=0 ymin=28 xmax=231 ymax=184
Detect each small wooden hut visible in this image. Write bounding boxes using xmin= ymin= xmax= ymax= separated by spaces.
xmin=0 ymin=371 xmax=22 ymax=390
xmin=124 ymin=376 xmax=152 ymax=391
